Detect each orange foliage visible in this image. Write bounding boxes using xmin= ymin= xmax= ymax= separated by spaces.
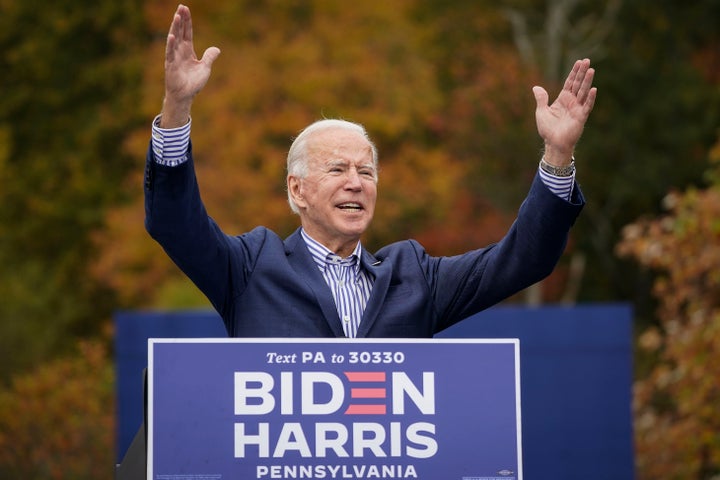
xmin=0 ymin=337 xmax=114 ymax=479
xmin=93 ymin=0 xmax=468 ymax=308
xmin=617 ymin=136 xmax=720 ymax=478
xmin=93 ymin=1 xmax=556 ymax=309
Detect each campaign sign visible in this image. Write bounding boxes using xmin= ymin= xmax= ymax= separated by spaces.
xmin=148 ymin=339 xmax=522 ymax=480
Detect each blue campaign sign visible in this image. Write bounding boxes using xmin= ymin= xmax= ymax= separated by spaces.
xmin=148 ymin=339 xmax=523 ymax=480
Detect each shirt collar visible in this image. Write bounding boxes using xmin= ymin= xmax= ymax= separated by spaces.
xmin=300 ymin=229 xmax=363 ymax=271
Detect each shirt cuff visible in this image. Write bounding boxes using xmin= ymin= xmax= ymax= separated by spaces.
xmin=151 ymin=114 xmax=191 ymax=166
xmin=538 ymin=165 xmax=575 ymax=201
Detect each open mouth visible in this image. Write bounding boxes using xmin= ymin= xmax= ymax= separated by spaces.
xmin=337 ymin=202 xmax=363 ymax=212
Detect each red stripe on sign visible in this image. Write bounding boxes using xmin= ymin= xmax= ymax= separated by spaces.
xmin=351 ymin=388 xmax=386 ymax=399
xmin=344 ymin=372 xmax=386 ymax=382
xmin=345 ymin=404 xmax=387 ymax=415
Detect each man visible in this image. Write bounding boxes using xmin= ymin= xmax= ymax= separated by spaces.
xmin=145 ymin=4 xmax=597 ymax=338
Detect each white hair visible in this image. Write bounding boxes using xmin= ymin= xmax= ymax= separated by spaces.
xmin=286 ymin=119 xmax=378 ymax=214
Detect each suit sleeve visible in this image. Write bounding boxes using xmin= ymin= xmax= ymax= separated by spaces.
xmin=144 ymin=142 xmax=261 ymax=318
xmin=428 ymin=173 xmax=584 ymax=331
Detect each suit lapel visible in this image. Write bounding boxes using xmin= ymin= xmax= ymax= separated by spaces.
xmin=284 ymin=229 xmax=346 ymax=337
xmin=355 ymin=250 xmax=392 ymax=338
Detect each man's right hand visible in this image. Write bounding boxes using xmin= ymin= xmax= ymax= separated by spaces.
xmin=160 ymin=4 xmax=220 ymax=129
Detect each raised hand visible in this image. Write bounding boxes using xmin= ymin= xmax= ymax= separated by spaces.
xmin=532 ymin=59 xmax=597 ymax=166
xmin=160 ymin=4 xmax=221 ymax=128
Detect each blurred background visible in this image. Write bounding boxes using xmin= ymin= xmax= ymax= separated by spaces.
xmin=0 ymin=0 xmax=718 ymax=478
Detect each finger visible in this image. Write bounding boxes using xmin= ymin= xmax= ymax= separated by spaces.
xmin=169 ymin=6 xmax=183 ymax=41
xmin=571 ymin=59 xmax=591 ymax=95
xmin=584 ymin=87 xmax=598 ymax=114
xmin=166 ymin=7 xmax=183 ymax=62
xmin=170 ymin=5 xmax=187 ymax=38
xmin=180 ymin=4 xmax=193 ymax=43
xmin=533 ymin=85 xmax=549 ymax=110
xmin=563 ymin=60 xmax=582 ymax=92
xmin=201 ymin=46 xmax=221 ymax=67
xmin=170 ymin=5 xmax=189 ymax=44
xmin=165 ymin=33 xmax=177 ymax=64
xmin=577 ymin=67 xmax=595 ymax=104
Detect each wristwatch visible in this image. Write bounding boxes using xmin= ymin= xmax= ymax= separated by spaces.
xmin=539 ymin=157 xmax=575 ymax=177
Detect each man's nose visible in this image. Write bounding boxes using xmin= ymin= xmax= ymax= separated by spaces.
xmin=344 ymin=168 xmax=362 ymax=189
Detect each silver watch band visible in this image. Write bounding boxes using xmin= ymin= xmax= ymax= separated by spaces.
xmin=539 ymin=157 xmax=575 ymax=177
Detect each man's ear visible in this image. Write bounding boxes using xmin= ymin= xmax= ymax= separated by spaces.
xmin=288 ymin=176 xmax=306 ymax=208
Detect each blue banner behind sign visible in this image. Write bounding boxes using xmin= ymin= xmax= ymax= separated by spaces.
xmin=116 ymin=304 xmax=634 ymax=480
xmin=436 ymin=304 xmax=634 ymax=480
xmin=148 ymin=339 xmax=522 ymax=480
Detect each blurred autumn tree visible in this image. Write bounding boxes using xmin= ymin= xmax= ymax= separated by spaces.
xmin=0 ymin=0 xmax=146 ymax=379
xmin=617 ymin=135 xmax=720 ymax=479
xmin=0 ymin=338 xmax=114 ymax=479
xmin=568 ymin=0 xmax=720 ymax=317
xmin=0 ymin=0 xmax=716 ymax=476
xmin=94 ymin=0 xmax=720 ymax=318
xmin=94 ymin=0 xmax=471 ymax=308
xmin=415 ymin=0 xmax=720 ymax=313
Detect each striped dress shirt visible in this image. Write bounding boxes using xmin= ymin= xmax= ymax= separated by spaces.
xmin=301 ymin=230 xmax=374 ymax=338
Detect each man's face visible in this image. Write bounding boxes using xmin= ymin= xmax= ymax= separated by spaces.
xmin=288 ymin=127 xmax=377 ymax=257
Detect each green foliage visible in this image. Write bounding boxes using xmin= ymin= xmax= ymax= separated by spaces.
xmin=414 ymin=0 xmax=541 ymax=209
xmin=0 ymin=337 xmax=114 ymax=479
xmin=0 ymin=0 xmax=146 ymax=379
xmin=574 ymin=0 xmax=720 ymax=315
xmin=416 ymin=0 xmax=720 ymax=310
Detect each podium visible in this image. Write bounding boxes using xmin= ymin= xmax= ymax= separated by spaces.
xmin=118 ymin=338 xmax=523 ymax=480
xmin=115 ymin=420 xmax=145 ymax=479
xmin=115 ymin=369 xmax=146 ymax=480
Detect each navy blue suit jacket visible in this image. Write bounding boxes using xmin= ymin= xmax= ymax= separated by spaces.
xmin=145 ymin=145 xmax=584 ymax=338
